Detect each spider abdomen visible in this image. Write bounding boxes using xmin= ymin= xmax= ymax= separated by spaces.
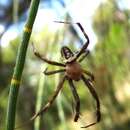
xmin=65 ymin=62 xmax=82 ymax=81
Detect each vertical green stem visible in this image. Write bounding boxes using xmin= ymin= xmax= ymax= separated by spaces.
xmin=34 ymin=66 xmax=46 ymax=130
xmin=6 ymin=0 xmax=40 ymax=130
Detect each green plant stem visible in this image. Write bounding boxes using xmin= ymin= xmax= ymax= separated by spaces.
xmin=6 ymin=0 xmax=40 ymax=130
xmin=34 ymin=66 xmax=46 ymax=130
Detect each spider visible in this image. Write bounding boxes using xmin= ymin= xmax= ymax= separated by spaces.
xmin=30 ymin=21 xmax=101 ymax=128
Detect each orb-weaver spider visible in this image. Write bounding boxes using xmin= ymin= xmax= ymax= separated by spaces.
xmin=21 ymin=21 xmax=101 ymax=128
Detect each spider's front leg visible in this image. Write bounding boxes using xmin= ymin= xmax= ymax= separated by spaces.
xmin=32 ymin=43 xmax=65 ymax=67
xmin=54 ymin=21 xmax=90 ymax=61
xmin=74 ymin=23 xmax=90 ymax=60
xmin=81 ymin=75 xmax=101 ymax=128
xmin=68 ymin=78 xmax=80 ymax=122
xmin=78 ymin=50 xmax=89 ymax=63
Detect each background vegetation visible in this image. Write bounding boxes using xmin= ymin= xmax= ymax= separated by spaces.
xmin=0 ymin=0 xmax=130 ymax=130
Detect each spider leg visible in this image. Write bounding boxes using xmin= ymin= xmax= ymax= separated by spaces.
xmin=82 ymin=69 xmax=94 ymax=81
xmin=70 ymin=22 xmax=90 ymax=60
xmin=31 ymin=76 xmax=66 ymax=120
xmin=75 ymin=41 xmax=89 ymax=61
xmin=43 ymin=68 xmax=66 ymax=75
xmin=32 ymin=43 xmax=65 ymax=67
xmin=78 ymin=50 xmax=89 ymax=63
xmin=54 ymin=21 xmax=89 ymax=60
xmin=68 ymin=78 xmax=80 ymax=122
xmin=81 ymin=75 xmax=101 ymax=128
xmin=15 ymin=76 xmax=66 ymax=129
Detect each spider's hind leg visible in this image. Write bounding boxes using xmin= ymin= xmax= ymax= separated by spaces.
xmin=31 ymin=76 xmax=66 ymax=120
xmin=15 ymin=76 xmax=66 ymax=129
xmin=81 ymin=75 xmax=101 ymax=128
xmin=82 ymin=69 xmax=94 ymax=81
xmin=68 ymin=78 xmax=80 ymax=122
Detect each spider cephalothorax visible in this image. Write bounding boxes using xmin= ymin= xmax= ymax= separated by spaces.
xmin=61 ymin=46 xmax=74 ymax=60
xmin=29 ymin=21 xmax=101 ymax=128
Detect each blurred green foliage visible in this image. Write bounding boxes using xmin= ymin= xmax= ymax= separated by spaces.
xmin=0 ymin=0 xmax=130 ymax=130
